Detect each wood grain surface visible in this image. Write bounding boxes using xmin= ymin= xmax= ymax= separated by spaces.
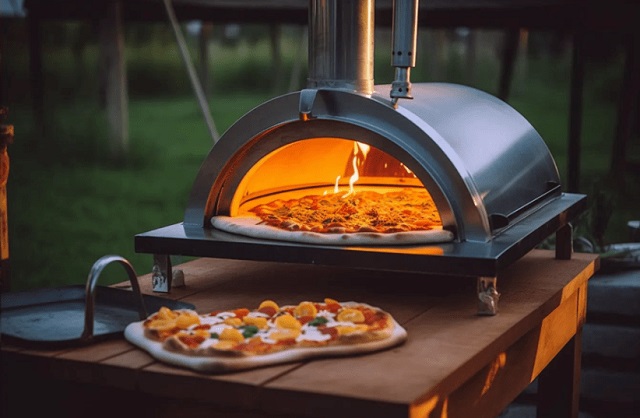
xmin=1 ymin=249 xmax=598 ymax=418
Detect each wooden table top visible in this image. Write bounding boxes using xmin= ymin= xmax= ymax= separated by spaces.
xmin=1 ymin=249 xmax=598 ymax=418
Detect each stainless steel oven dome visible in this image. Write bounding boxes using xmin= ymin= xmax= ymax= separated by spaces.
xmin=185 ymin=83 xmax=561 ymax=244
xmin=138 ymin=83 xmax=585 ymax=293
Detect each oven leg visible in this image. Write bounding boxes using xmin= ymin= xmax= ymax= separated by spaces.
xmin=152 ymin=254 xmax=172 ymax=293
xmin=477 ymin=276 xmax=500 ymax=315
xmin=556 ymin=223 xmax=574 ymax=260
xmin=151 ymin=254 xmax=185 ymax=293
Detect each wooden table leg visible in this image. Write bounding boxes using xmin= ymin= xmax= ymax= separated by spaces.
xmin=536 ymin=328 xmax=582 ymax=418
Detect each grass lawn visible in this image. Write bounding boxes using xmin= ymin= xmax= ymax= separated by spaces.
xmin=6 ymin=93 xmax=273 ymax=290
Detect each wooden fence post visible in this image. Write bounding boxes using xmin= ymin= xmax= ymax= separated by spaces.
xmin=199 ymin=22 xmax=213 ymax=100
xmin=99 ymin=0 xmax=129 ymax=160
xmin=27 ymin=9 xmax=44 ymax=145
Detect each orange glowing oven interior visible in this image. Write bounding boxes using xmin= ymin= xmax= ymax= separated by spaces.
xmin=231 ymin=138 xmax=434 ymax=219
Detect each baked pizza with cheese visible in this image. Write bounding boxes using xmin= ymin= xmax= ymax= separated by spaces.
xmin=212 ymin=188 xmax=454 ymax=245
xmin=124 ymin=298 xmax=407 ymax=373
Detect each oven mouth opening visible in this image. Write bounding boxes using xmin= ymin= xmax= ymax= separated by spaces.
xmin=220 ymin=137 xmax=451 ymax=240
xmin=233 ymin=138 xmax=429 ymax=207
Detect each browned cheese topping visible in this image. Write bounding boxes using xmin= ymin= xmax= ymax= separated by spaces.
xmin=249 ymin=189 xmax=442 ymax=234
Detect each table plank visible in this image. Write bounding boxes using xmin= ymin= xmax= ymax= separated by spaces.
xmin=135 ymin=361 xmax=300 ymax=411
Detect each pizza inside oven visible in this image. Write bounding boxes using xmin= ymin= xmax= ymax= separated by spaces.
xmin=211 ymin=138 xmax=455 ymax=245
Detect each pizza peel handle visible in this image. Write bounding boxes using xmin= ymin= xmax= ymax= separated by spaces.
xmin=81 ymin=255 xmax=148 ymax=342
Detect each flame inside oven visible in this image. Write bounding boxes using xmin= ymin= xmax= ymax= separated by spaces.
xmin=230 ymin=138 xmax=436 ymax=220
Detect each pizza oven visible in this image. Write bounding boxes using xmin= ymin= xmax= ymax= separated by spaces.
xmin=135 ymin=0 xmax=587 ymax=314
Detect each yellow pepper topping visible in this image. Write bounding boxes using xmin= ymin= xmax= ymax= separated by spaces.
xmin=294 ymin=301 xmax=318 ymax=318
xmin=258 ymin=299 xmax=280 ymax=311
xmin=213 ymin=340 xmax=238 ymax=350
xmin=146 ymin=318 xmax=176 ymax=331
xmin=336 ymin=308 xmax=365 ymax=324
xmin=223 ymin=317 xmax=243 ymax=327
xmin=175 ymin=311 xmax=200 ymax=329
xmin=270 ymin=328 xmax=301 ymax=341
xmin=156 ymin=306 xmax=178 ymax=320
xmin=275 ymin=313 xmax=302 ymax=330
xmin=219 ymin=327 xmax=245 ymax=342
xmin=336 ymin=324 xmax=368 ymax=336
xmin=324 ymin=298 xmax=340 ymax=305
xmin=243 ymin=315 xmax=268 ymax=329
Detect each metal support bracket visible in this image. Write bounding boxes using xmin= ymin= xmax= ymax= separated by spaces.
xmin=477 ymin=276 xmax=500 ymax=315
xmin=151 ymin=254 xmax=185 ymax=293
xmin=299 ymin=89 xmax=318 ymax=121
xmin=152 ymin=254 xmax=172 ymax=293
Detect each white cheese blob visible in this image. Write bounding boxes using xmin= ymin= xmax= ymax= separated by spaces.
xmin=260 ymin=333 xmax=278 ymax=345
xmin=246 ymin=311 xmax=271 ymax=318
xmin=198 ymin=315 xmax=226 ymax=326
xmin=198 ymin=338 xmax=219 ymax=349
xmin=207 ymin=324 xmax=231 ymax=335
xmin=297 ymin=326 xmax=331 ymax=343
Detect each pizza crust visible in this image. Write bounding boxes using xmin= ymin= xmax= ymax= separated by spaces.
xmin=211 ymin=216 xmax=454 ymax=246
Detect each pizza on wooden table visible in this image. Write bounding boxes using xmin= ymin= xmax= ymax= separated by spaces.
xmin=125 ymin=298 xmax=407 ymax=372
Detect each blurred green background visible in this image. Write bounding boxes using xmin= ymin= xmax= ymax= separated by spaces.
xmin=1 ymin=20 xmax=638 ymax=291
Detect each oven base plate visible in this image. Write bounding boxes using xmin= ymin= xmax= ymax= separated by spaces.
xmin=135 ymin=193 xmax=586 ymax=278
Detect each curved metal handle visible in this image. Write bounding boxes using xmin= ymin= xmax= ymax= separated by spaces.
xmin=81 ymin=255 xmax=148 ymax=341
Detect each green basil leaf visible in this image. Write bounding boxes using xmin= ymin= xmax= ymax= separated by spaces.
xmin=241 ymin=325 xmax=259 ymax=338
xmin=309 ymin=316 xmax=329 ymax=326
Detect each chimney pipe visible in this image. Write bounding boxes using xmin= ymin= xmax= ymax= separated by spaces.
xmin=307 ymin=0 xmax=375 ymax=95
